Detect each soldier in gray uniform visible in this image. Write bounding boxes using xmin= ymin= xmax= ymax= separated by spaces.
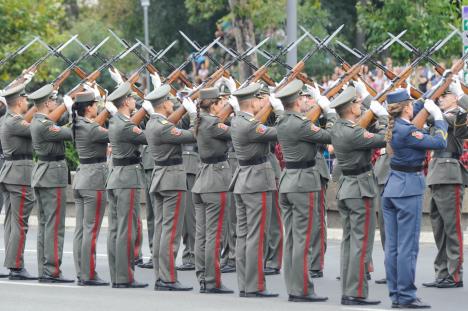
xmin=329 ymin=86 xmax=388 ymax=305
xmin=0 ymin=84 xmax=36 ymax=280
xmin=191 ymin=87 xmax=234 ymax=293
xmin=275 ymin=79 xmax=332 ymax=302
xmin=423 ymin=83 xmax=468 ymax=289
xmin=229 ymin=83 xmax=282 ymax=297
xmin=29 ymin=84 xmax=74 ymax=283
xmin=106 ymin=82 xmax=148 ymax=288
xmin=144 ymin=84 xmax=196 ymax=291
xmin=71 ymin=91 xmax=110 ymax=286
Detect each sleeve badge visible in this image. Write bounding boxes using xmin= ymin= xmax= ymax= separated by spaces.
xmin=411 ymin=131 xmax=424 ymax=140
xmin=311 ymin=124 xmax=320 ymax=132
xmin=21 ymin=120 xmax=30 ymax=127
xmin=217 ymin=123 xmax=228 ymax=130
xmin=363 ymin=131 xmax=374 ymax=139
xmin=170 ymin=127 xmax=182 ymax=136
xmin=48 ymin=125 xmax=60 ymax=132
xmin=255 ymin=124 xmax=266 ymax=134
xmin=132 ymin=127 xmax=142 ymax=134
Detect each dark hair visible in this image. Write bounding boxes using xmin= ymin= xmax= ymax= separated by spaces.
xmin=72 ymin=101 xmax=95 ymax=146
xmin=195 ymin=98 xmax=219 ymax=136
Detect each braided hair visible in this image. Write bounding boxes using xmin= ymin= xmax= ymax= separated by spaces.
xmin=385 ymin=100 xmax=410 ymax=153
xmin=195 ymin=98 xmax=218 ymax=136
xmin=71 ymin=101 xmax=95 ymax=147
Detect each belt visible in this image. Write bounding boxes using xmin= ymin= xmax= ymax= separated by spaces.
xmin=154 ymin=157 xmax=183 ymax=166
xmin=80 ymin=157 xmax=107 ymax=164
xmin=182 ymin=145 xmax=197 ymax=152
xmin=112 ymin=157 xmax=141 ymax=166
xmin=4 ymin=154 xmax=33 ymax=161
xmin=433 ymin=151 xmax=461 ymax=159
xmin=238 ymin=156 xmax=267 ymax=166
xmin=390 ymin=164 xmax=423 ymax=173
xmin=37 ymin=155 xmax=65 ymax=162
xmin=201 ymin=155 xmax=228 ymax=164
xmin=342 ymin=164 xmax=372 ymax=176
xmin=285 ymin=160 xmax=316 ymax=169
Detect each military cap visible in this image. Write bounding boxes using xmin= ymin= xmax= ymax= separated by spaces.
xmin=218 ymin=84 xmax=230 ymax=96
xmin=232 ymin=83 xmax=262 ymax=101
xmin=386 ymin=88 xmax=410 ymax=105
xmin=107 ymin=81 xmax=132 ymax=103
xmin=145 ymin=84 xmax=173 ymax=105
xmin=1 ymin=83 xmax=27 ymax=102
xmin=330 ymin=86 xmax=357 ymax=109
xmin=75 ymin=91 xmax=98 ymax=104
xmin=200 ymin=87 xmax=220 ymax=100
xmin=28 ymin=84 xmax=57 ymax=103
xmin=275 ymin=79 xmax=304 ymax=104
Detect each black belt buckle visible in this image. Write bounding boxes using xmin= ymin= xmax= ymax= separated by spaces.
xmin=201 ymin=155 xmax=228 ymax=164
xmin=112 ymin=157 xmax=141 ymax=166
xmin=37 ymin=155 xmax=65 ymax=162
xmin=4 ymin=154 xmax=33 ymax=161
xmin=80 ymin=157 xmax=107 ymax=164
xmin=238 ymin=156 xmax=267 ymax=166
xmin=154 ymin=157 xmax=183 ymax=166
xmin=285 ymin=160 xmax=316 ymax=169
xmin=342 ymin=164 xmax=372 ymax=176
xmin=390 ymin=164 xmax=423 ymax=173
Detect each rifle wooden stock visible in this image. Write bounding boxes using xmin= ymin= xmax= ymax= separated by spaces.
xmin=73 ymin=67 xmax=107 ymax=96
xmin=69 ymin=70 xmax=102 ymax=98
xmin=322 ymin=64 xmax=362 ymax=98
xmin=24 ymin=106 xmax=38 ymax=123
xmin=433 ymin=64 xmax=468 ymax=94
xmin=48 ymin=104 xmax=67 ymax=123
xmin=130 ymin=108 xmax=147 ymax=125
xmin=341 ymin=63 xmax=377 ymax=97
xmin=217 ymin=104 xmax=234 ymax=123
xmin=94 ymin=109 xmax=110 ymax=126
xmin=305 ymin=105 xmax=323 ymax=122
xmin=53 ymin=70 xmax=72 ymax=90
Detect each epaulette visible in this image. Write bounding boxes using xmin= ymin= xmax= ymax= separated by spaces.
xmin=249 ymin=117 xmax=256 ymax=122
xmin=160 ymin=119 xmax=168 ymax=125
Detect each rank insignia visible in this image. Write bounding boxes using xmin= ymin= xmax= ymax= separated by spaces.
xmin=256 ymin=124 xmax=266 ymax=134
xmin=411 ymin=131 xmax=423 ymax=140
xmin=160 ymin=120 xmax=168 ymax=125
xmin=170 ymin=127 xmax=182 ymax=136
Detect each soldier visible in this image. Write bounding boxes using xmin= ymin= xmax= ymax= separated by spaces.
xmin=29 ymin=84 xmax=74 ymax=282
xmin=0 ymin=83 xmax=36 ymax=280
xmin=191 ymin=87 xmax=234 ymax=293
xmin=144 ymin=84 xmax=196 ymax=291
xmin=275 ymin=79 xmax=332 ymax=302
xmin=70 ymin=91 xmax=110 ymax=286
xmin=229 ymin=83 xmax=282 ymax=297
xmin=383 ymin=89 xmax=447 ymax=309
xmin=329 ymin=86 xmax=388 ymax=305
xmin=106 ymin=82 xmax=148 ymax=288
xmin=422 ymin=80 xmax=468 ymax=289
xmin=0 ymin=95 xmax=10 ymax=279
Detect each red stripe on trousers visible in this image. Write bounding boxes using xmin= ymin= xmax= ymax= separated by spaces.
xmin=169 ymin=192 xmax=182 ymax=282
xmin=274 ymin=191 xmax=283 ymax=268
xmin=15 ymin=186 xmax=27 ymax=269
xmin=214 ymin=192 xmax=227 ymax=288
xmin=53 ymin=188 xmax=62 ymax=277
xmin=126 ymin=189 xmax=135 ymax=283
xmin=320 ymin=188 xmax=325 ymax=270
xmin=303 ymin=192 xmax=315 ymax=295
xmin=89 ymin=190 xmax=102 ymax=280
xmin=257 ymin=192 xmax=267 ymax=291
xmin=358 ymin=198 xmax=371 ymax=297
xmin=134 ymin=218 xmax=142 ymax=259
xmin=454 ymin=185 xmax=463 ymax=283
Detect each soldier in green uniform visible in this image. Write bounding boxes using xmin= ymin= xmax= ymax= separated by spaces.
xmin=329 ymin=86 xmax=388 ymax=305
xmin=192 ymin=87 xmax=234 ymax=294
xmin=144 ymin=84 xmax=196 ymax=291
xmin=139 ymin=144 xmax=155 ymax=269
xmin=229 ymin=83 xmax=282 ymax=297
xmin=275 ymin=79 xmax=332 ymax=302
xmin=71 ymin=91 xmax=110 ymax=286
xmin=29 ymin=84 xmax=74 ymax=283
xmin=106 ymin=82 xmax=148 ymax=288
xmin=0 ymin=83 xmax=36 ymax=280
xmin=423 ymin=80 xmax=468 ymax=288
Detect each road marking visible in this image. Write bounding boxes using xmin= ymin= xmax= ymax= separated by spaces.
xmin=341 ymin=308 xmax=393 ymax=311
xmin=0 ymin=280 xmax=82 ymax=289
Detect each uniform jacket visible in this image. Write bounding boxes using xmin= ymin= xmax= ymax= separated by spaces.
xmin=106 ymin=112 xmax=146 ymax=190
xmin=31 ymin=113 xmax=72 ymax=188
xmin=192 ymin=112 xmax=232 ymax=193
xmin=229 ymin=111 xmax=277 ymax=194
xmin=0 ymin=111 xmax=33 ymax=186
xmin=72 ymin=116 xmax=109 ymax=190
xmin=180 ymin=113 xmax=200 ymax=175
xmin=145 ymin=113 xmax=196 ymax=192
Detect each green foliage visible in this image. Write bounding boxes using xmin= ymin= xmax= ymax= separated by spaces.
xmin=65 ymin=140 xmax=79 ymax=171
xmin=357 ymin=0 xmax=461 ymax=65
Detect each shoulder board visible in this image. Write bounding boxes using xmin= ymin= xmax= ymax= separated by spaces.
xmin=13 ymin=114 xmax=22 ymax=119
xmin=344 ymin=123 xmax=356 ymax=128
xmin=249 ymin=117 xmax=256 ymax=122
xmin=160 ymin=119 xmax=168 ymax=125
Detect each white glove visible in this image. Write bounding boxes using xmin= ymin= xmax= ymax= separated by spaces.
xmin=317 ymin=96 xmax=331 ymax=114
xmin=142 ymin=100 xmax=155 ymax=115
xmin=355 ymin=78 xmax=370 ymax=99
xmin=23 ymin=71 xmax=35 ymax=84
xmin=449 ymin=77 xmax=464 ymax=98
xmin=150 ymin=72 xmax=162 ymax=88
xmin=83 ymin=82 xmax=94 ymax=92
xmin=108 ymin=68 xmax=124 ymax=86
xmin=228 ymin=95 xmax=240 ymax=112
xmin=105 ymin=101 xmax=118 ymax=116
xmin=214 ymin=77 xmax=227 ymax=89
xmin=63 ymin=95 xmax=73 ymax=114
xmin=405 ymin=77 xmax=412 ymax=94
xmin=424 ymin=99 xmax=443 ymax=121
xmin=269 ymin=94 xmax=284 ymax=112
xmin=226 ymin=76 xmax=237 ymax=92
xmin=92 ymin=84 xmax=102 ymax=99
xmin=305 ymin=83 xmax=321 ymax=101
xmin=182 ymin=97 xmax=196 ymax=114
xmin=0 ymin=96 xmax=6 ymax=105
xmin=370 ymin=100 xmax=388 ymax=117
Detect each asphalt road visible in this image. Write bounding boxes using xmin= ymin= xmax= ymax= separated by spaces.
xmin=0 ymin=227 xmax=466 ymax=311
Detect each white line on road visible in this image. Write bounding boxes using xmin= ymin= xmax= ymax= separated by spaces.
xmin=341 ymin=307 xmax=393 ymax=311
xmin=0 ymin=280 xmax=81 ymax=289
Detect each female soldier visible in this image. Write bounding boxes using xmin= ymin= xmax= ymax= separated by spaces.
xmin=191 ymin=87 xmax=233 ymax=294
xmin=382 ymin=89 xmax=448 ymax=309
xmin=71 ymin=91 xmax=110 ymax=286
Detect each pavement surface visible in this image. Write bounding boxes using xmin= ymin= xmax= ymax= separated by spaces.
xmin=0 ymin=227 xmax=466 ymax=311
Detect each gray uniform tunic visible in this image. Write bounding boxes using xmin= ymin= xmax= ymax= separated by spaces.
xmin=30 ymin=113 xmax=72 ymax=278
xmin=72 ymin=116 xmax=109 ymax=281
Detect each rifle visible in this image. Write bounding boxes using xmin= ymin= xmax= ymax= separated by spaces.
xmin=412 ymin=48 xmax=468 ymax=129
xmin=335 ymin=39 xmax=423 ymax=99
xmin=5 ymin=35 xmax=78 ymax=89
xmin=0 ymin=37 xmax=40 ymax=67
xmin=66 ymin=42 xmax=140 ymax=98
